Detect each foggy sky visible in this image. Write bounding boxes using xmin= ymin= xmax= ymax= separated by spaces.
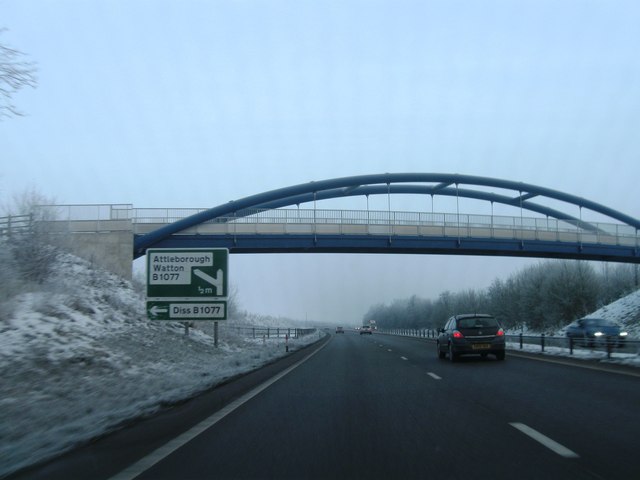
xmin=4 ymin=0 xmax=640 ymax=323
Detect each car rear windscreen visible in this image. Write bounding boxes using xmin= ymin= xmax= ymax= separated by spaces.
xmin=458 ymin=317 xmax=499 ymax=328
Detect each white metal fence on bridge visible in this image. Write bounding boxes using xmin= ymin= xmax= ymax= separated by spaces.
xmin=26 ymin=204 xmax=640 ymax=248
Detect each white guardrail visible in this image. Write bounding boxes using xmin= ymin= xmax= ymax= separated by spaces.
xmin=378 ymin=328 xmax=640 ymax=360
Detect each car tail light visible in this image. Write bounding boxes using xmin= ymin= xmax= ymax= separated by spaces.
xmin=496 ymin=328 xmax=504 ymax=337
xmin=452 ymin=330 xmax=464 ymax=339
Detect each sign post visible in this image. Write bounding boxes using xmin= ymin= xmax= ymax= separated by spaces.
xmin=146 ymin=248 xmax=229 ymax=325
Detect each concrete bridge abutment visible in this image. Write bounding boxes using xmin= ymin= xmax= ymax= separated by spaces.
xmin=42 ymin=219 xmax=134 ymax=280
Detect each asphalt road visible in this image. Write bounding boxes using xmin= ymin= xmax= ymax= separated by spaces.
xmin=15 ymin=331 xmax=640 ymax=480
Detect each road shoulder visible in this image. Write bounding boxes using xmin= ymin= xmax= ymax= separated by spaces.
xmin=506 ymin=350 xmax=640 ymax=377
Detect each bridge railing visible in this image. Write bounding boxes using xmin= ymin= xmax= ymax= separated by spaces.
xmin=24 ymin=204 xmax=135 ymax=234
xmin=129 ymin=207 xmax=638 ymax=247
xmin=34 ymin=204 xmax=134 ymax=221
xmin=224 ymin=208 xmax=636 ymax=236
xmin=28 ymin=205 xmax=639 ymax=248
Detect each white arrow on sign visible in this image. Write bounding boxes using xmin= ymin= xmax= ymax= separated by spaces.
xmin=150 ymin=305 xmax=168 ymax=316
xmin=193 ymin=268 xmax=224 ymax=296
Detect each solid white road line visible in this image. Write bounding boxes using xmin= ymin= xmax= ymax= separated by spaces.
xmin=109 ymin=340 xmax=330 ymax=480
xmin=509 ymin=422 xmax=579 ymax=458
xmin=427 ymin=372 xmax=442 ymax=380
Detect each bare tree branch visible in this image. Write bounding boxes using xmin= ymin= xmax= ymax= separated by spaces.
xmin=0 ymin=28 xmax=37 ymax=119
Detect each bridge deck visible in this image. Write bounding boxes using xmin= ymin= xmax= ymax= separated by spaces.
xmin=24 ymin=206 xmax=639 ymax=263
xmin=127 ymin=208 xmax=638 ymax=248
xmin=131 ymin=221 xmax=637 ymax=247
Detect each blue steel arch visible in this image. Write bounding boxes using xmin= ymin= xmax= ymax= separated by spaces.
xmin=134 ymin=173 xmax=640 ymax=258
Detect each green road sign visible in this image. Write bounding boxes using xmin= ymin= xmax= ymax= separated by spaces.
xmin=146 ymin=248 xmax=228 ymax=300
xmin=147 ymin=301 xmax=227 ymax=320
xmin=146 ymin=248 xmax=229 ymax=321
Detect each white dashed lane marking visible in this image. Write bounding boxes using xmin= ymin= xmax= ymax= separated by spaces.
xmin=427 ymin=372 xmax=442 ymax=380
xmin=510 ymin=422 xmax=579 ymax=458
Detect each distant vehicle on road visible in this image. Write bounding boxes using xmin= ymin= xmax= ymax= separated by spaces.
xmin=437 ymin=314 xmax=505 ymax=362
xmin=360 ymin=325 xmax=372 ymax=335
xmin=335 ymin=326 xmax=344 ymax=333
xmin=565 ymin=318 xmax=627 ymax=348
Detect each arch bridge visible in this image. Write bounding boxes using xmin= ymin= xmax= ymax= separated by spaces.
xmin=130 ymin=173 xmax=640 ymax=264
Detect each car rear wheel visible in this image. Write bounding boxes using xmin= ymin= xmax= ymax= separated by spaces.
xmin=437 ymin=342 xmax=446 ymax=359
xmin=495 ymin=351 xmax=505 ymax=361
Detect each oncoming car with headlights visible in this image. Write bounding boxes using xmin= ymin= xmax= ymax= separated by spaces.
xmin=565 ymin=318 xmax=628 ymax=348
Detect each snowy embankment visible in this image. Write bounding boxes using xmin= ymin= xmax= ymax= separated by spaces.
xmin=506 ymin=288 xmax=640 ymax=367
xmin=583 ymin=288 xmax=640 ymax=338
xmin=0 ymin=253 xmax=322 ymax=478
xmin=505 ymin=340 xmax=640 ymax=367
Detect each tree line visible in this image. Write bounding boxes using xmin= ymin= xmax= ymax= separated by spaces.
xmin=363 ymin=261 xmax=638 ymax=333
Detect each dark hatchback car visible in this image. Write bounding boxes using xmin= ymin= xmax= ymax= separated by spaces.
xmin=437 ymin=314 xmax=505 ymax=362
xmin=565 ymin=318 xmax=627 ymax=347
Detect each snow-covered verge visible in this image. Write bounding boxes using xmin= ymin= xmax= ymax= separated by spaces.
xmin=0 ymin=253 xmax=322 ymax=478
xmin=506 ymin=342 xmax=640 ymax=367
xmin=505 ymin=288 xmax=640 ymax=367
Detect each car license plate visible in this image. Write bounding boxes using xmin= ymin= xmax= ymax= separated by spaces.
xmin=472 ymin=344 xmax=491 ymax=350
